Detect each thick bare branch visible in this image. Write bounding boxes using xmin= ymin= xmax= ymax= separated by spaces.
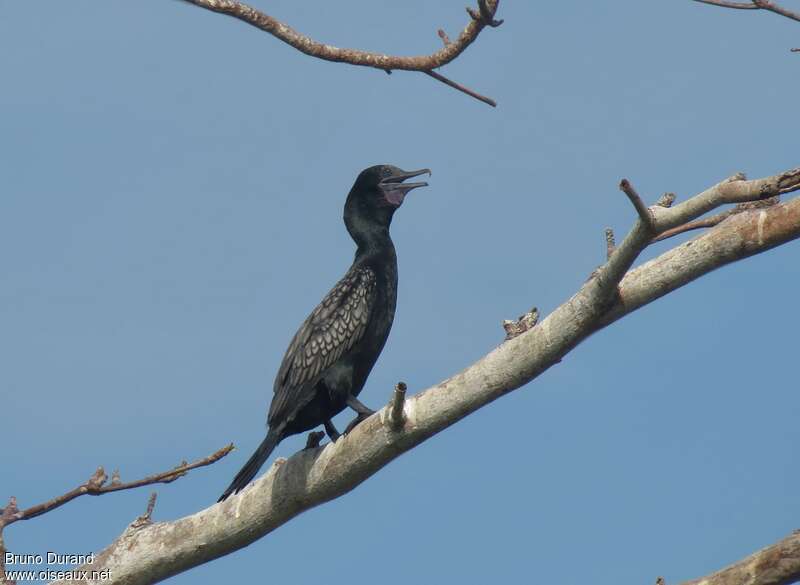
xmin=178 ymin=0 xmax=502 ymax=105
xmin=679 ymin=530 xmax=800 ymax=585
xmin=53 ymin=166 xmax=800 ymax=585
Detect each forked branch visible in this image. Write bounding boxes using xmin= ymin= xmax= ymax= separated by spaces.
xmin=0 ymin=444 xmax=232 ymax=583
xmin=177 ymin=0 xmax=503 ymax=106
xmin=51 ymin=165 xmax=800 ymax=585
xmin=1 ymin=444 xmax=232 ymax=528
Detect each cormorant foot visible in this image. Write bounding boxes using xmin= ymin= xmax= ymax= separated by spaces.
xmin=324 ymin=419 xmax=341 ymax=442
xmin=304 ymin=431 xmax=326 ymax=450
xmin=343 ymin=412 xmax=371 ymax=435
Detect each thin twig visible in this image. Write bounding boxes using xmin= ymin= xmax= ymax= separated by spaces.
xmin=3 ymin=444 xmax=233 ymax=526
xmin=144 ymin=492 xmax=157 ymax=520
xmin=692 ymin=0 xmax=759 ymax=8
xmin=653 ymin=196 xmax=780 ymax=242
xmin=652 ymin=211 xmax=734 ymax=242
xmin=178 ymin=0 xmax=502 ymax=106
xmin=130 ymin=492 xmax=159 ymax=529
xmin=692 ymin=0 xmax=800 ymax=22
xmin=424 ymin=70 xmax=497 ymax=107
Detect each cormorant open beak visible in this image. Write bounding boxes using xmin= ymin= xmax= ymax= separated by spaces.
xmin=379 ymin=168 xmax=431 ymax=206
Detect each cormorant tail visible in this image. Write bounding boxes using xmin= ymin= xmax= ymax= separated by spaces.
xmin=218 ymin=429 xmax=281 ymax=502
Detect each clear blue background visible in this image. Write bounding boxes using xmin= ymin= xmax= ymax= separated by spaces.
xmin=2 ymin=1 xmax=798 ymax=583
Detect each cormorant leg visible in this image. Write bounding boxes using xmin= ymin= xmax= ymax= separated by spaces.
xmin=324 ymin=419 xmax=341 ymax=442
xmin=346 ymin=395 xmax=376 ymax=417
xmin=304 ymin=431 xmax=325 ymax=450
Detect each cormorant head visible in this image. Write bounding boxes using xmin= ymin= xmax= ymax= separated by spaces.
xmin=344 ymin=165 xmax=430 ymax=237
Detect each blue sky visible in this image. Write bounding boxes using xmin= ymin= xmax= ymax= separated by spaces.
xmin=2 ymin=1 xmax=798 ymax=583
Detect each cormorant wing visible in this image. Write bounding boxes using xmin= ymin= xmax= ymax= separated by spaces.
xmin=268 ymin=266 xmax=377 ymax=427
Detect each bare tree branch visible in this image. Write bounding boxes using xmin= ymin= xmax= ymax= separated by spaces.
xmin=692 ymin=0 xmax=800 ymax=23
xmin=0 ymin=444 xmax=232 ymax=583
xmin=693 ymin=0 xmax=760 ymax=9
xmin=754 ymin=0 xmax=800 ymax=22
xmin=679 ymin=530 xmax=800 ymax=585
xmin=177 ymin=0 xmax=503 ymax=105
xmin=51 ymin=165 xmax=800 ymax=585
xmin=1 ymin=444 xmax=232 ymax=528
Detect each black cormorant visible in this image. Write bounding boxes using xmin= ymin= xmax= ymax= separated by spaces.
xmin=218 ymin=164 xmax=430 ymax=501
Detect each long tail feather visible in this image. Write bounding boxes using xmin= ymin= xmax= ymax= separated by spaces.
xmin=218 ymin=429 xmax=281 ymax=502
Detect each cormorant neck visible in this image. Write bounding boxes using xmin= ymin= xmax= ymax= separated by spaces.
xmin=350 ymin=224 xmax=395 ymax=259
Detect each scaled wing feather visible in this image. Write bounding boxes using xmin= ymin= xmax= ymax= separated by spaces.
xmin=268 ymin=266 xmax=376 ymax=426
